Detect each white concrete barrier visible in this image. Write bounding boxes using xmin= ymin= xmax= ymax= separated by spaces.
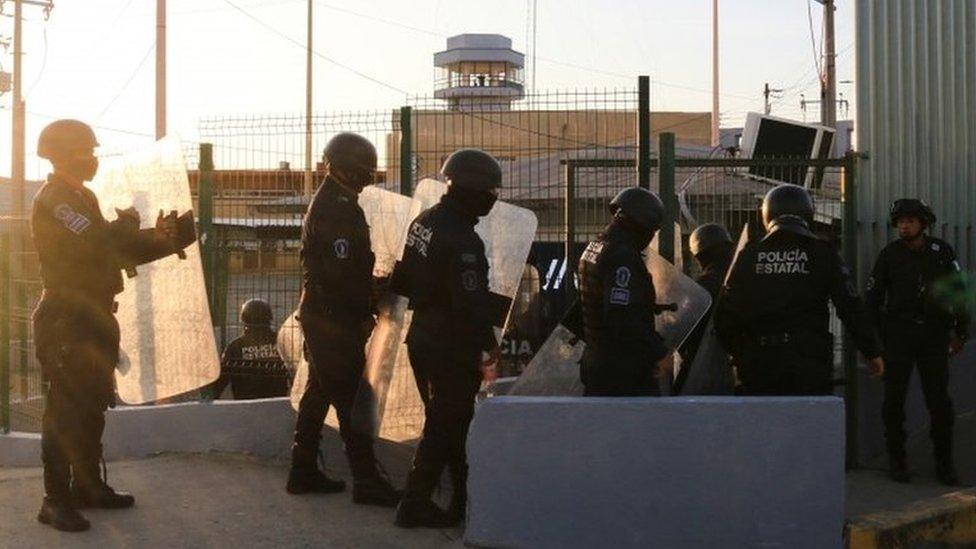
xmin=0 ymin=398 xmax=296 ymax=468
xmin=466 ymin=396 xmax=845 ymax=549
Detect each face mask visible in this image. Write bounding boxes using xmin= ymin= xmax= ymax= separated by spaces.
xmin=55 ymin=154 xmax=99 ymax=183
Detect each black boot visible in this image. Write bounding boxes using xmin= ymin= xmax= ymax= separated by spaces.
xmin=888 ymin=453 xmax=913 ymax=483
xmin=286 ymin=444 xmax=345 ymax=495
xmin=37 ymin=497 xmax=90 ymax=532
xmin=353 ymin=476 xmax=402 ymax=507
xmin=447 ymin=469 xmax=467 ymax=525
xmin=71 ymin=462 xmax=135 ymax=509
xmin=394 ymin=497 xmax=456 ymax=529
xmin=936 ymin=455 xmax=960 ymax=487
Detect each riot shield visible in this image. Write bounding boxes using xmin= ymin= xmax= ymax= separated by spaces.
xmin=286 ymin=186 xmax=416 ymax=435
xmin=90 ymin=137 xmax=219 ymax=404
xmin=379 ymin=179 xmax=538 ymax=441
xmin=678 ymin=224 xmax=749 ymax=395
xmin=511 ymin=247 xmax=711 ymax=397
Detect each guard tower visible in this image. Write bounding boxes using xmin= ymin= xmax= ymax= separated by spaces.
xmin=434 ymin=34 xmax=525 ymax=111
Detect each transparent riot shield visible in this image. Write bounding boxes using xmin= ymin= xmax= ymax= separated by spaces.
xmin=379 ymin=179 xmax=538 ymax=441
xmin=286 ymin=186 xmax=416 ymax=435
xmin=678 ymin=224 xmax=750 ymax=395
xmin=90 ymin=137 xmax=219 ymax=404
xmin=511 ymin=243 xmax=710 ymax=396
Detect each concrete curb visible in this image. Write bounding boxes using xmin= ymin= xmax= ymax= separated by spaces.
xmin=846 ymin=489 xmax=976 ymax=548
xmin=0 ymin=398 xmax=296 ymax=468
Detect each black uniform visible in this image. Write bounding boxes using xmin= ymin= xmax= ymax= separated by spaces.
xmin=31 ymin=174 xmax=173 ymax=500
xmin=578 ymin=223 xmax=669 ymax=396
xmin=292 ymin=176 xmax=379 ymax=480
xmin=674 ymin=247 xmax=733 ymax=393
xmin=715 ymin=222 xmax=881 ymax=395
xmin=211 ymin=327 xmax=290 ymax=399
xmin=393 ymin=193 xmax=496 ymax=507
xmin=866 ymin=236 xmax=969 ymax=462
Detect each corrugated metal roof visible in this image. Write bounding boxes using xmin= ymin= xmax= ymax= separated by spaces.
xmin=856 ymin=1 xmax=976 ymax=275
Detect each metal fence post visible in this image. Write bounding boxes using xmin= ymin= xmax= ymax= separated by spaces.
xmin=565 ymin=161 xmax=577 ymax=300
xmin=659 ymin=132 xmax=677 ymax=263
xmin=842 ymin=152 xmax=860 ymax=468
xmin=638 ymin=76 xmax=651 ymax=190
xmin=198 ymin=143 xmax=216 ymax=318
xmin=1 ymin=233 xmax=10 ymax=434
xmin=399 ymin=106 xmax=413 ymax=196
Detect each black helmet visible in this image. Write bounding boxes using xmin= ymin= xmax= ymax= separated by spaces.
xmin=37 ymin=119 xmax=99 ymax=161
xmin=761 ymin=184 xmax=814 ymax=231
xmin=609 ymin=187 xmax=665 ymax=235
xmin=240 ymin=298 xmax=273 ymax=327
xmin=441 ymin=149 xmax=502 ymax=192
xmin=689 ymin=223 xmax=733 ymax=257
xmin=889 ymin=198 xmax=936 ymax=227
xmin=323 ymin=132 xmax=377 ymax=174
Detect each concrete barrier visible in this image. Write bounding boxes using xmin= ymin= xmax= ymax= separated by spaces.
xmin=0 ymin=398 xmax=296 ymax=468
xmin=466 ymin=396 xmax=845 ymax=549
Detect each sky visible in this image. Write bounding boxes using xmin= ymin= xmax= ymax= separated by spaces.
xmin=0 ymin=0 xmax=856 ymax=179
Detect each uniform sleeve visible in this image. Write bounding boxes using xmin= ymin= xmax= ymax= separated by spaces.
xmin=826 ymin=249 xmax=882 ymax=359
xmin=942 ymin=245 xmax=970 ymax=341
xmin=36 ymin=192 xmax=120 ymax=268
xmin=113 ymin=226 xmax=176 ymax=267
xmin=603 ymin=253 xmax=668 ymax=362
xmin=714 ymin=252 xmax=749 ymax=356
xmin=445 ymin=236 xmax=497 ymax=353
xmin=864 ymin=247 xmax=888 ymax=331
xmin=307 ymin=207 xmax=373 ymax=318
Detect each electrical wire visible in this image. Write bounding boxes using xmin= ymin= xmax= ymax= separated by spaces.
xmin=95 ymin=41 xmax=155 ymax=121
xmin=807 ymin=0 xmax=824 ymax=85
xmin=24 ymin=24 xmax=46 ymax=97
xmin=220 ymin=0 xmax=409 ymax=96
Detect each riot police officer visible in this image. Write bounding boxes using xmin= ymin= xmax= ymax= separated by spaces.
xmin=866 ymin=199 xmax=969 ymax=485
xmin=31 ymin=119 xmax=194 ymax=531
xmin=392 ymin=149 xmax=502 ymax=528
xmin=673 ymin=223 xmax=734 ymax=394
xmin=578 ymin=187 xmax=673 ymax=397
xmin=287 ymin=133 xmax=400 ymax=507
xmin=209 ymin=299 xmax=290 ymax=399
xmin=715 ymin=184 xmax=883 ymax=396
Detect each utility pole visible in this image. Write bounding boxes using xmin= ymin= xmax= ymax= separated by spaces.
xmin=711 ymin=0 xmax=719 ymax=147
xmin=156 ymin=0 xmax=166 ymax=140
xmin=304 ymin=0 xmax=313 ymax=199
xmin=815 ymin=0 xmax=837 ymax=128
xmin=763 ymin=82 xmax=783 ymax=115
xmin=6 ymin=0 xmax=54 ymax=220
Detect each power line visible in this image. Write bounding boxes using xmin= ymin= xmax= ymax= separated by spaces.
xmin=220 ymin=0 xmax=409 ymax=96
xmin=96 ymin=42 xmax=156 ymax=121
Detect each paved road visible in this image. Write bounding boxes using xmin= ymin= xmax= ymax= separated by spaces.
xmin=0 ymin=452 xmax=463 ymax=548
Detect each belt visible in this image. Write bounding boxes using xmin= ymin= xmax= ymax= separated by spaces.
xmin=41 ymin=288 xmax=118 ymax=313
xmin=756 ymin=332 xmax=791 ymax=347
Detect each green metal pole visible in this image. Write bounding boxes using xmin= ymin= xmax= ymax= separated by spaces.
xmin=198 ymin=143 xmax=216 ymax=319
xmin=1 ymin=233 xmax=10 ymax=434
xmin=659 ymin=132 xmax=677 ymax=263
xmin=399 ymin=106 xmax=413 ymax=196
xmin=565 ymin=162 xmax=577 ymax=300
xmin=842 ymin=152 xmax=859 ymax=468
xmin=638 ymin=75 xmax=651 ymax=190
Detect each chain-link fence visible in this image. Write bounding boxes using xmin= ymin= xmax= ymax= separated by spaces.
xmin=1 ymin=84 xmax=859 ymax=462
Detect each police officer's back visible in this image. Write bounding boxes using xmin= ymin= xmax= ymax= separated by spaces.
xmin=867 ymin=199 xmax=969 ymax=485
xmin=211 ymin=299 xmax=290 ymax=400
xmin=392 ymin=149 xmax=502 ymax=528
xmin=578 ymin=187 xmax=671 ymax=396
xmin=715 ymin=184 xmax=883 ymax=395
